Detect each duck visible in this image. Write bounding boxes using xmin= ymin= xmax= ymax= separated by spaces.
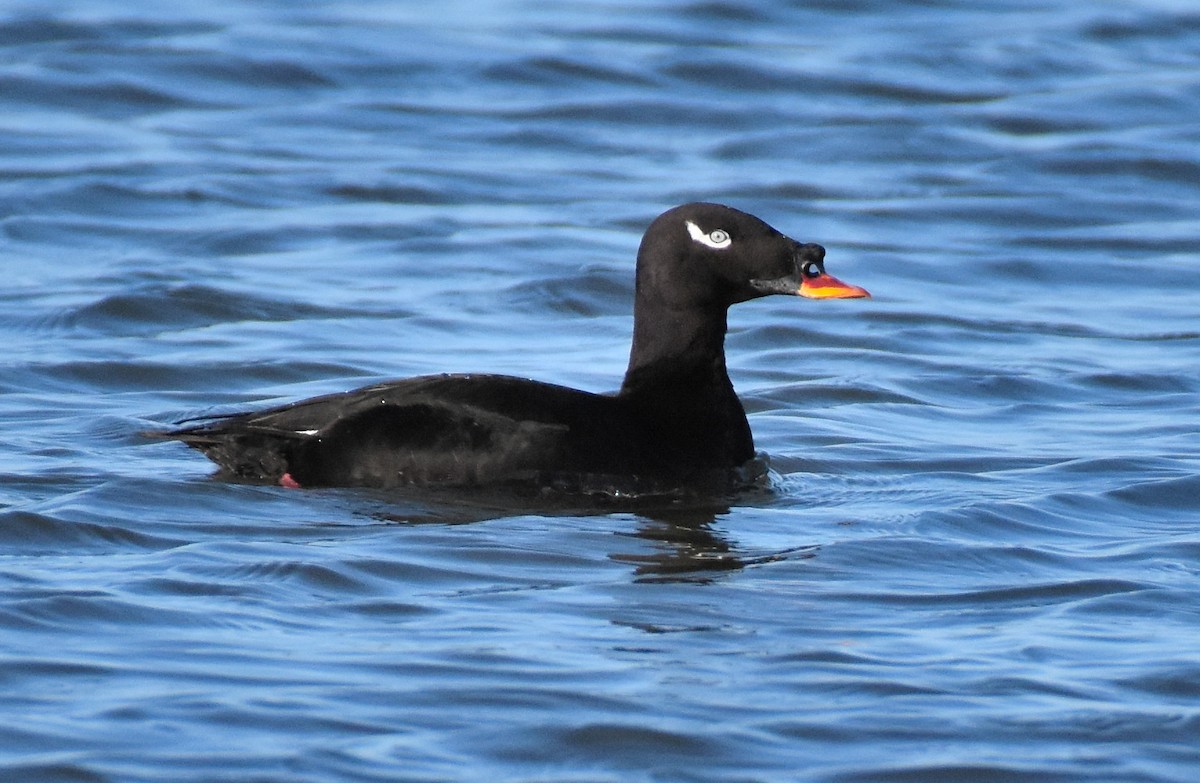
xmin=159 ymin=203 xmax=869 ymax=495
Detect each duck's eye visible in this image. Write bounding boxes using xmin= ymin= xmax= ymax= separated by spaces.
xmin=803 ymin=261 xmax=823 ymax=278
xmin=685 ymin=221 xmax=733 ymax=250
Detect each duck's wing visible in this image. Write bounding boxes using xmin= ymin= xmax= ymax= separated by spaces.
xmin=159 ymin=374 xmax=604 ymax=487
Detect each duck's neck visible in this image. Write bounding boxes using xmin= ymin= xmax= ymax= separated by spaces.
xmin=618 ymin=301 xmax=754 ymax=469
xmin=619 ymin=302 xmax=732 ymax=397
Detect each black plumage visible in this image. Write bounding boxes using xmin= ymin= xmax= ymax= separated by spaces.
xmin=158 ymin=203 xmax=869 ymax=493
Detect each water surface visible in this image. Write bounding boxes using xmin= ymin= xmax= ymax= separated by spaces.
xmin=2 ymin=1 xmax=1199 ymax=781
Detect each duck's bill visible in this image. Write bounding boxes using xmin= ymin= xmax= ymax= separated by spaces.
xmin=799 ymin=273 xmax=871 ymax=299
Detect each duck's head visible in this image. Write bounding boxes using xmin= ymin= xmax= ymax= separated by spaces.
xmin=636 ymin=202 xmax=869 ymax=309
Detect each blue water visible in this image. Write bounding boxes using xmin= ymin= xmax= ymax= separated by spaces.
xmin=3 ymin=1 xmax=1200 ymax=781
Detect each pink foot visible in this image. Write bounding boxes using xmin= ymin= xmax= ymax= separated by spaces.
xmin=279 ymin=473 xmax=302 ymax=489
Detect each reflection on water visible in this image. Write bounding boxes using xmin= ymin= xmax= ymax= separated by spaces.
xmin=613 ymin=502 xmax=820 ymax=582
xmin=362 ymin=485 xmax=789 ymax=582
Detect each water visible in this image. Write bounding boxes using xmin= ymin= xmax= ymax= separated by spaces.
xmin=2 ymin=0 xmax=1199 ymax=780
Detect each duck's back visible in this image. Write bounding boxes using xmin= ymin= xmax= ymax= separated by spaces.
xmin=168 ymin=373 xmax=657 ymax=489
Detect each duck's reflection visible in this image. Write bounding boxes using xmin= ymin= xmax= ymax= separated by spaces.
xmin=612 ymin=505 xmax=817 ymax=582
xmin=362 ymin=484 xmax=814 ymax=582
xmin=611 ymin=505 xmax=739 ymax=581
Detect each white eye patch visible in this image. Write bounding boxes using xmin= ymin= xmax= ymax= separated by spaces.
xmin=686 ymin=220 xmax=732 ymax=250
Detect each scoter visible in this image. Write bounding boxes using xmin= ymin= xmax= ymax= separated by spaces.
xmin=156 ymin=203 xmax=869 ymax=495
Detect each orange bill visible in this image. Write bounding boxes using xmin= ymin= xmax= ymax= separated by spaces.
xmin=799 ymin=273 xmax=871 ymax=299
